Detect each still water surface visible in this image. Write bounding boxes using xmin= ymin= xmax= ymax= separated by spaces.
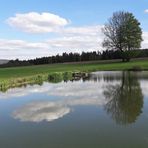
xmin=0 ymin=71 xmax=148 ymax=148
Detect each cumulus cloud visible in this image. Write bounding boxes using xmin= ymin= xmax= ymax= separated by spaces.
xmin=0 ymin=39 xmax=51 ymax=59
xmin=6 ymin=12 xmax=69 ymax=33
xmin=46 ymin=36 xmax=101 ymax=51
xmin=4 ymin=12 xmax=104 ymax=59
xmin=6 ymin=12 xmax=102 ymax=35
xmin=0 ymin=24 xmax=103 ymax=59
xmin=0 ymin=30 xmax=147 ymax=60
xmin=61 ymin=25 xmax=102 ymax=36
xmin=0 ymin=39 xmax=49 ymax=50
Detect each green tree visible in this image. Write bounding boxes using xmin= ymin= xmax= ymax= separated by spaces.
xmin=102 ymin=11 xmax=143 ymax=61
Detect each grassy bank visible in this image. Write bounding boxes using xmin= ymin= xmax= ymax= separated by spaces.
xmin=0 ymin=59 xmax=148 ymax=91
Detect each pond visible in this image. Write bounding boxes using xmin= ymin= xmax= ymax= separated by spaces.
xmin=0 ymin=71 xmax=148 ymax=148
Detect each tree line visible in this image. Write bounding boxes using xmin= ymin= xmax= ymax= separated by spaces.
xmin=1 ymin=49 xmax=148 ymax=68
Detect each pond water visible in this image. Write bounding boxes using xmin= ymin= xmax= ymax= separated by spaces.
xmin=0 ymin=71 xmax=148 ymax=148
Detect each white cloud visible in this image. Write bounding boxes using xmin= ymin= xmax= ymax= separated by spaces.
xmin=0 ymin=39 xmax=50 ymax=59
xmin=0 ymin=39 xmax=48 ymax=50
xmin=61 ymin=25 xmax=102 ymax=36
xmin=144 ymin=9 xmax=148 ymax=13
xmin=46 ymin=36 xmax=101 ymax=51
xmin=0 ymin=24 xmax=103 ymax=59
xmin=6 ymin=12 xmax=69 ymax=33
xmin=5 ymin=12 xmax=104 ymax=59
xmin=0 ymin=30 xmax=147 ymax=59
xmin=6 ymin=12 xmax=102 ymax=35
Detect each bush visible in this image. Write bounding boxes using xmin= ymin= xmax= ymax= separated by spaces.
xmin=48 ymin=73 xmax=63 ymax=83
xmin=63 ymin=72 xmax=73 ymax=81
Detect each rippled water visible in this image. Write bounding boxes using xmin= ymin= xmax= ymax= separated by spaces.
xmin=0 ymin=71 xmax=148 ymax=148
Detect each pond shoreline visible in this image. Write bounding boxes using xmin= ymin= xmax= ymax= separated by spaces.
xmin=0 ymin=69 xmax=146 ymax=92
xmin=0 ymin=71 xmax=89 ymax=92
xmin=0 ymin=59 xmax=148 ymax=91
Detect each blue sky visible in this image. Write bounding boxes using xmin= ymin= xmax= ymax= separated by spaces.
xmin=0 ymin=0 xmax=148 ymax=59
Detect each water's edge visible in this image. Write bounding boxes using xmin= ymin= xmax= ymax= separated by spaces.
xmin=0 ymin=71 xmax=89 ymax=92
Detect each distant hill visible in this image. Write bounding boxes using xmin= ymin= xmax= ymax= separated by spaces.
xmin=0 ymin=59 xmax=9 ymax=65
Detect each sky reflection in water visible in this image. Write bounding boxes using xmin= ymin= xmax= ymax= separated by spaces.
xmin=7 ymin=71 xmax=148 ymax=125
xmin=1 ymin=71 xmax=148 ymax=148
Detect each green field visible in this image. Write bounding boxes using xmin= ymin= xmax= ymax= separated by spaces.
xmin=0 ymin=59 xmax=148 ymax=80
xmin=0 ymin=58 xmax=148 ymax=91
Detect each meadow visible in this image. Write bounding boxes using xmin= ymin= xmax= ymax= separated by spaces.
xmin=0 ymin=58 xmax=148 ymax=91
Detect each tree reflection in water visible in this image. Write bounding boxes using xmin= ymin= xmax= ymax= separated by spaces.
xmin=103 ymin=71 xmax=143 ymax=125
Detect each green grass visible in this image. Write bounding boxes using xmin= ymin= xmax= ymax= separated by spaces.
xmin=0 ymin=59 xmax=148 ymax=91
xmin=0 ymin=59 xmax=148 ymax=80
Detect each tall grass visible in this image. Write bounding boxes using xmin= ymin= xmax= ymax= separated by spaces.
xmin=0 ymin=72 xmax=74 ymax=92
xmin=0 ymin=74 xmax=48 ymax=92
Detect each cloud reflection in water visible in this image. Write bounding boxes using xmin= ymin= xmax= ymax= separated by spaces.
xmin=13 ymin=96 xmax=107 ymax=123
xmin=13 ymin=101 xmax=71 ymax=122
xmin=11 ymin=71 xmax=148 ymax=124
